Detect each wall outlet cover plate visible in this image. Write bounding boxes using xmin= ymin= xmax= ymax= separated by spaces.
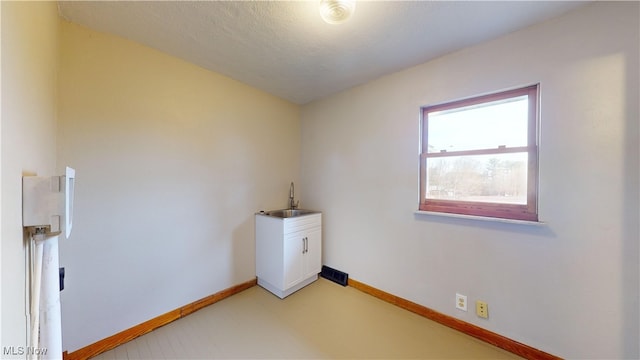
xmin=456 ymin=293 xmax=467 ymax=311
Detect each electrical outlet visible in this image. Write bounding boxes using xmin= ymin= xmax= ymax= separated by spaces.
xmin=455 ymin=293 xmax=467 ymax=311
xmin=476 ymin=300 xmax=488 ymax=318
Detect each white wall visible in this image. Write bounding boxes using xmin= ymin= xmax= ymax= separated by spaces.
xmin=5 ymin=2 xmax=637 ymax=358
xmin=57 ymin=21 xmax=301 ymax=352
xmin=301 ymin=2 xmax=639 ymax=359
xmin=1 ymin=1 xmax=60 ymax=356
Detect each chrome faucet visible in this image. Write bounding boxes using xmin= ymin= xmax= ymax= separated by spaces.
xmin=289 ymin=182 xmax=299 ymax=210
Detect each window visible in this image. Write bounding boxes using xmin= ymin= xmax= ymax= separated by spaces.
xmin=419 ymin=85 xmax=539 ymax=221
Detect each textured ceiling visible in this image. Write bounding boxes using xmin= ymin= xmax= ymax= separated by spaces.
xmin=58 ymin=1 xmax=588 ymax=104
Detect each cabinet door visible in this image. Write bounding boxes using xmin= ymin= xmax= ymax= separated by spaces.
xmin=283 ymin=230 xmax=305 ymax=289
xmin=303 ymin=227 xmax=322 ymax=279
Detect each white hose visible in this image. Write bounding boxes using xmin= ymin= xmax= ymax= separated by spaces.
xmin=30 ymin=234 xmax=45 ymax=360
xmin=39 ymin=236 xmax=62 ymax=360
xmin=28 ymin=234 xmax=63 ymax=360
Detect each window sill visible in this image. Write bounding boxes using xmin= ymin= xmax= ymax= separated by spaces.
xmin=414 ymin=210 xmax=546 ymax=226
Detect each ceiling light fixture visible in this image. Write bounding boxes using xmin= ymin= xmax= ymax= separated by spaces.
xmin=319 ymin=0 xmax=356 ymax=25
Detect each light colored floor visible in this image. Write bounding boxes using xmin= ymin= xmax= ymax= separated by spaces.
xmin=91 ymin=278 xmax=522 ymax=359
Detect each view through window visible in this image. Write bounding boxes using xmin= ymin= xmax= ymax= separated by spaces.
xmin=420 ymin=85 xmax=539 ymax=221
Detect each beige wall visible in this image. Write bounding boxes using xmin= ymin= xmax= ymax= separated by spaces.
xmin=301 ymin=2 xmax=639 ymax=359
xmin=57 ymin=21 xmax=300 ymax=352
xmin=1 ymin=1 xmax=60 ymax=355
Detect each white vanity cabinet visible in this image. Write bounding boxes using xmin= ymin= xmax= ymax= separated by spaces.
xmin=255 ymin=212 xmax=322 ymax=298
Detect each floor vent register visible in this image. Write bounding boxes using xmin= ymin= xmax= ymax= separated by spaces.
xmin=320 ymin=265 xmax=349 ymax=286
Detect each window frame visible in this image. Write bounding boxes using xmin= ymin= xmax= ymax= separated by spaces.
xmin=419 ymin=85 xmax=539 ymax=222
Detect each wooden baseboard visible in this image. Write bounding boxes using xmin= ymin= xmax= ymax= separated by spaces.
xmin=348 ymin=278 xmax=561 ymax=360
xmin=63 ymin=278 xmax=257 ymax=360
xmin=63 ymin=276 xmax=559 ymax=360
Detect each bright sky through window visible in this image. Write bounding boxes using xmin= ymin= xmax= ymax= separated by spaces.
xmin=427 ymin=96 xmax=528 ymax=153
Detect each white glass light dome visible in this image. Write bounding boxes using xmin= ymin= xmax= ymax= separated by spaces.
xmin=319 ymin=0 xmax=356 ymax=24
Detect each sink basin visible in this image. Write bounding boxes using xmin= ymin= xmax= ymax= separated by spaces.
xmin=262 ymin=209 xmax=319 ymax=218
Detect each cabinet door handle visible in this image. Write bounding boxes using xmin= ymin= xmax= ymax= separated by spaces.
xmin=302 ymin=237 xmax=305 ymax=254
xmin=305 ymin=237 xmax=308 ymax=253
